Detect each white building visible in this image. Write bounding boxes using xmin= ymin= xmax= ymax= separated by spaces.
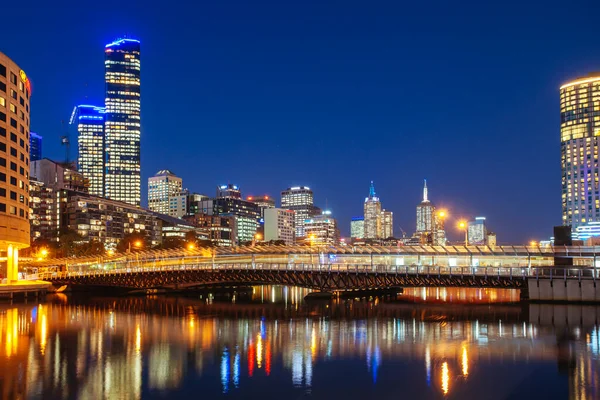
xmin=168 ymin=191 xmax=188 ymax=218
xmin=351 ymin=217 xmax=364 ymax=239
xmin=364 ymin=182 xmax=382 ymax=239
xmin=416 ymin=180 xmax=435 ymax=243
xmin=264 ymin=208 xmax=295 ymax=245
xmin=381 ymin=210 xmax=393 ymax=238
xmin=148 ymin=170 xmax=182 ymax=215
xmin=281 ymin=186 xmax=315 ymax=238
xmin=467 ymin=217 xmax=487 ymax=245
xmin=304 ymin=211 xmax=339 ymax=245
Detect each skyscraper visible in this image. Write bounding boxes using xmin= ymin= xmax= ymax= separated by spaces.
xmin=304 ymin=211 xmax=340 ymax=245
xmin=467 ymin=217 xmax=487 ymax=245
xmin=350 ymin=216 xmax=364 ymax=239
xmin=381 ymin=210 xmax=393 ymax=238
xmin=217 ymin=184 xmax=241 ymax=199
xmin=148 ymin=170 xmax=182 ymax=215
xmin=561 ymin=73 xmax=600 ymax=229
xmin=264 ymin=208 xmax=295 ymax=245
xmin=416 ymin=179 xmax=435 ymax=243
xmin=29 ymin=132 xmax=42 ymax=162
xmin=363 ymin=181 xmax=381 ymax=239
xmin=281 ymin=186 xmax=315 ymax=238
xmin=71 ymin=105 xmax=105 ymax=196
xmin=104 ymin=38 xmax=141 ymax=205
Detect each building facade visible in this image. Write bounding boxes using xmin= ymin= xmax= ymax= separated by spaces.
xmin=351 ymin=216 xmax=364 ymax=239
xmin=304 ymin=211 xmax=339 ymax=245
xmin=217 ymin=184 xmax=241 ymax=199
xmin=416 ymin=180 xmax=435 ymax=243
xmin=30 ymin=158 xmax=89 ymax=192
xmin=168 ymin=191 xmax=188 ymax=218
xmin=363 ymin=182 xmax=382 ymax=239
xmin=71 ymin=105 xmax=105 ymax=196
xmin=0 ymin=52 xmax=31 ymax=274
xmin=29 ymin=132 xmax=42 ymax=162
xmin=198 ymin=197 xmax=260 ymax=244
xmin=561 ymin=73 xmax=600 ymax=229
xmin=467 ymin=217 xmax=487 ymax=245
xmin=281 ymin=186 xmax=315 ymax=238
xmin=381 ymin=209 xmax=393 ymax=238
xmin=104 ymin=38 xmax=141 ymax=206
xmin=185 ymin=214 xmax=235 ymax=247
xmin=248 ymin=195 xmax=275 ymax=218
xmin=264 ymin=208 xmax=295 ymax=245
xmin=148 ymin=170 xmax=182 ymax=215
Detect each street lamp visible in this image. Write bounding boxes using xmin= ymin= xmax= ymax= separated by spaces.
xmin=128 ymin=240 xmax=143 ymax=253
xmin=457 ymin=220 xmax=468 ymax=246
xmin=188 ymin=243 xmax=195 ymax=251
xmin=40 ymin=248 xmax=48 ymax=258
xmin=530 ymin=240 xmax=537 ymax=247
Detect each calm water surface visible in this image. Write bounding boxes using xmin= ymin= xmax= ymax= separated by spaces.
xmin=0 ymin=286 xmax=599 ymax=399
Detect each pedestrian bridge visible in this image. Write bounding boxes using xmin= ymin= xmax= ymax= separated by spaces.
xmin=22 ymin=244 xmax=600 ymax=300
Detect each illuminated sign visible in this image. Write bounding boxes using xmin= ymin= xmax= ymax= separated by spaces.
xmin=19 ymin=70 xmax=31 ymax=95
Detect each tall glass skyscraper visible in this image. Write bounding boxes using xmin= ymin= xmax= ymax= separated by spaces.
xmin=363 ymin=181 xmax=381 ymax=239
xmin=561 ymin=73 xmax=600 ymax=229
xmin=71 ymin=105 xmax=105 ymax=196
xmin=281 ymin=186 xmax=315 ymax=238
xmin=29 ymin=132 xmax=42 ymax=162
xmin=416 ymin=179 xmax=435 ymax=243
xmin=104 ymin=38 xmax=141 ymax=206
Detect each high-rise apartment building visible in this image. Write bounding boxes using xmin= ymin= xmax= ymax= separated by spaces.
xmin=264 ymin=208 xmax=295 ymax=245
xmin=364 ymin=182 xmax=382 ymax=239
xmin=148 ymin=170 xmax=182 ymax=215
xmin=560 ymin=73 xmax=600 ymax=229
xmin=71 ymin=105 xmax=105 ymax=196
xmin=304 ymin=211 xmax=339 ymax=245
xmin=381 ymin=210 xmax=393 ymax=238
xmin=467 ymin=217 xmax=487 ymax=245
xmin=351 ymin=216 xmax=364 ymax=239
xmin=416 ymin=180 xmax=435 ymax=243
xmin=281 ymin=186 xmax=315 ymax=238
xmin=0 ymin=51 xmax=31 ymax=280
xmin=29 ymin=132 xmax=42 ymax=162
xmin=104 ymin=38 xmax=141 ymax=205
xmin=30 ymin=159 xmax=89 ymax=193
xmin=199 ymin=197 xmax=260 ymax=244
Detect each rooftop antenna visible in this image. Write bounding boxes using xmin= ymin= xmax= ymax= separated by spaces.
xmin=60 ymin=120 xmax=70 ymax=164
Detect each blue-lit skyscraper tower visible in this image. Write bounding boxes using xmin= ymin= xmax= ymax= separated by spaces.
xmin=29 ymin=132 xmax=42 ymax=162
xmin=71 ymin=105 xmax=105 ymax=196
xmin=104 ymin=38 xmax=141 ymax=206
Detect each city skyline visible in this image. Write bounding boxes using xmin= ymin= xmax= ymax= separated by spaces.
xmin=4 ymin=0 xmax=600 ymax=242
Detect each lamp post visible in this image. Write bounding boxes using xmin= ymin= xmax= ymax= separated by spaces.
xmin=458 ymin=220 xmax=468 ymax=246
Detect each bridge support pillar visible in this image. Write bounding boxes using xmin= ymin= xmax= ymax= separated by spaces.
xmin=6 ymin=245 xmax=19 ymax=283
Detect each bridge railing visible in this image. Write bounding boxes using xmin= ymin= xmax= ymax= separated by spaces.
xmin=38 ymin=262 xmax=600 ymax=282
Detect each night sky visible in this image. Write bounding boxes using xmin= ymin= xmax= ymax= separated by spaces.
xmin=3 ymin=0 xmax=600 ymax=243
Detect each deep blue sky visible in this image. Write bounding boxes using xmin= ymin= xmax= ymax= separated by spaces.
xmin=3 ymin=0 xmax=600 ymax=243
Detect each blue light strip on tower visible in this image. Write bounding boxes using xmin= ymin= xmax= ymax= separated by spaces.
xmin=105 ymin=38 xmax=141 ymax=48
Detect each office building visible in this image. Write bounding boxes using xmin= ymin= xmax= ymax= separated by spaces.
xmin=467 ymin=217 xmax=487 ymax=245
xmin=304 ymin=211 xmax=339 ymax=245
xmin=104 ymin=38 xmax=141 ymax=205
xmin=281 ymin=186 xmax=315 ymax=238
xmin=364 ymin=181 xmax=382 ymax=239
xmin=152 ymin=212 xmax=199 ymax=241
xmin=381 ymin=209 xmax=393 ymax=238
xmin=561 ymin=73 xmax=600 ymax=229
xmin=0 ymin=51 xmax=31 ymax=280
xmin=199 ymin=197 xmax=260 ymax=244
xmin=434 ymin=211 xmax=447 ymax=246
xmin=186 ymin=192 xmax=208 ymax=216
xmin=30 ymin=158 xmax=89 ymax=192
xmin=29 ymin=132 xmax=42 ymax=162
xmin=351 ymin=216 xmax=364 ymax=239
xmin=71 ymin=104 xmax=105 ymax=196
xmin=248 ymin=195 xmax=275 ymax=218
xmin=217 ymin=184 xmax=241 ymax=199
xmin=184 ymin=214 xmax=235 ymax=247
xmin=148 ymin=170 xmax=182 ymax=215
xmin=416 ymin=180 xmax=435 ymax=243
xmin=168 ymin=190 xmax=188 ymax=218
xmin=264 ymin=208 xmax=295 ymax=245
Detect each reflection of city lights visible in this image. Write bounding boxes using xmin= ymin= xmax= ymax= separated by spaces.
xmin=441 ymin=361 xmax=450 ymax=395
xmin=257 ymin=334 xmax=263 ymax=368
xmin=40 ymin=313 xmax=48 ymax=355
xmin=221 ymin=347 xmax=230 ymax=393
xmin=461 ymin=345 xmax=469 ymax=376
xmin=311 ymin=327 xmax=317 ymax=358
xmin=233 ymin=349 xmax=240 ymax=388
xmin=248 ymin=343 xmax=255 ymax=377
xmin=135 ymin=325 xmax=142 ymax=353
xmin=425 ymin=347 xmax=431 ymax=386
xmin=265 ymin=341 xmax=271 ymax=376
xmin=5 ymin=308 xmax=18 ymax=358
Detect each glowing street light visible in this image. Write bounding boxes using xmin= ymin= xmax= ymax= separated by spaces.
xmin=134 ymin=240 xmax=142 ymax=248
xmin=457 ymin=220 xmax=468 ymax=246
xmin=530 ymin=241 xmax=537 ymax=247
xmin=107 ymin=249 xmax=115 ymax=256
xmin=40 ymin=248 xmax=48 ymax=258
xmin=188 ymin=243 xmax=195 ymax=250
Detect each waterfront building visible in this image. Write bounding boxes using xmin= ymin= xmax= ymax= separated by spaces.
xmin=148 ymin=170 xmax=182 ymax=215
xmin=184 ymin=213 xmax=235 ymax=246
xmin=363 ymin=182 xmax=382 ymax=239
xmin=381 ymin=209 xmax=393 ymax=238
xmin=281 ymin=186 xmax=315 ymax=238
xmin=29 ymin=180 xmax=55 ymax=241
xmin=29 ymin=132 xmax=42 ymax=162
xmin=416 ymin=180 xmax=435 ymax=244
xmin=247 ymin=195 xmax=275 ymax=218
xmin=152 ymin=212 xmax=199 ymax=241
xmin=198 ymin=197 xmax=260 ymax=244
xmin=71 ymin=105 xmax=105 ymax=196
xmin=104 ymin=38 xmax=141 ymax=205
xmin=350 ymin=216 xmax=364 ymax=239
xmin=561 ymin=73 xmax=600 ymax=229
xmin=304 ymin=211 xmax=340 ymax=245
xmin=217 ymin=184 xmax=241 ymax=199
xmin=467 ymin=217 xmax=487 ymax=245
xmin=30 ymin=158 xmax=89 ymax=192
xmin=264 ymin=208 xmax=295 ymax=245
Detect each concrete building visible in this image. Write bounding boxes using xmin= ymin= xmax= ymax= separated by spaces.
xmin=104 ymin=38 xmax=141 ymax=205
xmin=198 ymin=197 xmax=260 ymax=244
xmin=281 ymin=186 xmax=315 ymax=238
xmin=416 ymin=180 xmax=435 ymax=244
xmin=148 ymin=170 xmax=182 ymax=215
xmin=30 ymin=158 xmax=89 ymax=192
xmin=304 ymin=211 xmax=339 ymax=245
xmin=351 ymin=216 xmax=364 ymax=239
xmin=561 ymin=73 xmax=600 ymax=229
xmin=71 ymin=105 xmax=105 ymax=196
xmin=264 ymin=208 xmax=295 ymax=245
xmin=168 ymin=191 xmax=188 ymax=219
xmin=29 ymin=132 xmax=42 ymax=162
xmin=186 ymin=193 xmax=209 ymax=216
xmin=381 ymin=209 xmax=393 ymax=238
xmin=363 ymin=182 xmax=382 ymax=239
xmin=152 ymin=213 xmax=199 ymax=242
xmin=467 ymin=217 xmax=487 ymax=245
xmin=184 ymin=213 xmax=235 ymax=247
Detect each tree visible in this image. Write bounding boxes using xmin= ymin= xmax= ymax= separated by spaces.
xmin=117 ymin=233 xmax=148 ymax=253
xmin=75 ymin=240 xmax=106 ymax=257
xmin=58 ymin=229 xmax=84 ymax=257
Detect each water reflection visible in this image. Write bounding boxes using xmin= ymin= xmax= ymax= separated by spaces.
xmin=0 ymin=287 xmax=598 ymax=399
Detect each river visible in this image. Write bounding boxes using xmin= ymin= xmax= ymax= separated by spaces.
xmin=0 ymin=286 xmax=599 ymax=399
